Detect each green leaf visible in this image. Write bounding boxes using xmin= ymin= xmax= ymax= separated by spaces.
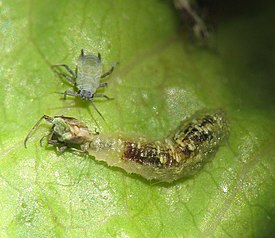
xmin=0 ymin=0 xmax=274 ymax=237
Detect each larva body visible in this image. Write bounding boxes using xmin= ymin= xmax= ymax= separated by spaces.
xmin=89 ymin=110 xmax=228 ymax=182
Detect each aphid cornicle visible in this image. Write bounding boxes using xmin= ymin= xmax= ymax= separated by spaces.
xmin=51 ymin=49 xmax=115 ymax=121
xmin=24 ymin=115 xmax=95 ymax=153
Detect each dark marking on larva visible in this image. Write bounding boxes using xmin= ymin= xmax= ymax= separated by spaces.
xmin=123 ymin=142 xmax=178 ymax=168
xmin=117 ymin=110 xmax=228 ymax=182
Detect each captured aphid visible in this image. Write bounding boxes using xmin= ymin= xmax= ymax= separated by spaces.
xmin=24 ymin=115 xmax=95 ymax=153
xmin=89 ymin=110 xmax=228 ymax=182
xmin=51 ymin=49 xmax=115 ymax=121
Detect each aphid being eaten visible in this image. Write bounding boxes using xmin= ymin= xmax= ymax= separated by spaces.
xmin=51 ymin=49 xmax=116 ymax=121
xmin=89 ymin=110 xmax=229 ymax=182
xmin=24 ymin=115 xmax=96 ymax=153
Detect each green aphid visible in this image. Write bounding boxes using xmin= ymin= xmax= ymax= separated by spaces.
xmin=51 ymin=49 xmax=116 ymax=121
xmin=24 ymin=115 xmax=96 ymax=153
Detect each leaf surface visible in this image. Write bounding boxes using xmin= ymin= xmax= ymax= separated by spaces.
xmin=0 ymin=0 xmax=274 ymax=237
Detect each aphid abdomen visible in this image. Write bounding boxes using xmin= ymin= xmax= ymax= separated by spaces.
xmin=77 ymin=54 xmax=103 ymax=94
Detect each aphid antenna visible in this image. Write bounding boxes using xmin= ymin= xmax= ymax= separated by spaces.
xmin=89 ymin=99 xmax=106 ymax=122
xmin=54 ymin=91 xmax=108 ymax=123
xmin=24 ymin=115 xmax=53 ymax=148
xmin=85 ymin=108 xmax=101 ymax=130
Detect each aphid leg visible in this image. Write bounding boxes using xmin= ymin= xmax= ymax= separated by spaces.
xmin=51 ymin=64 xmax=76 ymax=78
xmin=75 ymin=65 xmax=78 ymax=79
xmin=98 ymin=53 xmax=101 ymax=62
xmin=56 ymin=145 xmax=68 ymax=153
xmin=63 ymin=90 xmax=77 ymax=100
xmin=51 ymin=65 xmax=75 ymax=85
xmin=41 ymin=127 xmax=56 ymax=146
xmin=98 ymin=82 xmax=108 ymax=88
xmin=80 ymin=49 xmax=84 ymax=57
xmin=47 ymin=138 xmax=67 ymax=153
xmin=39 ymin=135 xmax=50 ymax=147
xmin=101 ymin=65 xmax=115 ymax=78
xmin=70 ymin=146 xmax=88 ymax=154
xmin=93 ymin=128 xmax=100 ymax=135
xmin=55 ymin=90 xmax=77 ymax=100
xmin=93 ymin=93 xmax=114 ymax=100
xmin=89 ymin=98 xmax=106 ymax=122
xmin=52 ymin=70 xmax=75 ymax=85
xmin=24 ymin=115 xmax=53 ymax=148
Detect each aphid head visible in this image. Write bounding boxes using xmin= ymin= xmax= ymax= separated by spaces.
xmin=52 ymin=117 xmax=72 ymax=142
xmin=52 ymin=116 xmax=94 ymax=145
xmin=77 ymin=89 xmax=93 ymax=100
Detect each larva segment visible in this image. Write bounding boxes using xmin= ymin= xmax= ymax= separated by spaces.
xmin=123 ymin=141 xmax=179 ymax=167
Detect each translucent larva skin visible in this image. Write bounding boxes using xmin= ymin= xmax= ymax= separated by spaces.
xmin=76 ymin=53 xmax=103 ymax=98
xmin=89 ymin=110 xmax=228 ymax=182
